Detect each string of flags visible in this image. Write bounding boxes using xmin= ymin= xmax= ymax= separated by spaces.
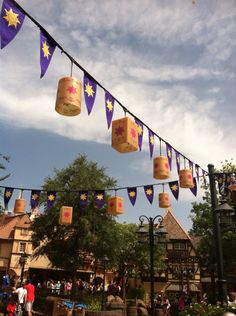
xmin=0 ymin=0 xmax=207 ymax=180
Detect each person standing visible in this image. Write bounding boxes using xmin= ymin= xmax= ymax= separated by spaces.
xmin=15 ymin=282 xmax=27 ymax=316
xmin=24 ymin=279 xmax=35 ymax=316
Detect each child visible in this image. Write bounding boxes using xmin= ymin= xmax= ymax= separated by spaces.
xmin=6 ymin=296 xmax=16 ymax=316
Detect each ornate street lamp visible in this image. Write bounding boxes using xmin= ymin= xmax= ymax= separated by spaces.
xmin=137 ymin=215 xmax=167 ymax=316
xmin=19 ymin=252 xmax=28 ymax=283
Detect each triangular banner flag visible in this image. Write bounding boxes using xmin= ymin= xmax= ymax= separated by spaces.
xmin=190 ymin=178 xmax=197 ymax=197
xmin=94 ymin=190 xmax=105 ymax=209
xmin=144 ymin=185 xmax=154 ymax=204
xmin=169 ymin=181 xmax=179 ymax=200
xmin=175 ymin=150 xmax=180 ymax=174
xmin=40 ymin=31 xmax=56 ymax=78
xmin=4 ymin=187 xmax=14 ymax=209
xmin=83 ymin=73 xmax=97 ymax=115
xmin=189 ymin=160 xmax=194 ymax=177
xmin=127 ymin=187 xmax=137 ymax=206
xmin=148 ymin=129 xmax=154 ymax=159
xmin=47 ymin=191 xmax=56 ymax=209
xmin=166 ymin=143 xmax=172 ymax=171
xmin=0 ymin=0 xmax=25 ymax=49
xmin=105 ymin=91 xmax=114 ymax=129
xmin=30 ymin=190 xmax=41 ymax=209
xmin=195 ymin=164 xmax=200 ymax=182
xmin=202 ymin=170 xmax=207 ymax=187
xmin=135 ymin=119 xmax=143 ymax=151
xmin=79 ymin=191 xmax=88 ymax=209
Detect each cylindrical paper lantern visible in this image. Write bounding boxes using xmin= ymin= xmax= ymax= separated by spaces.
xmin=55 ymin=76 xmax=82 ymax=116
xmin=159 ymin=192 xmax=171 ymax=208
xmin=228 ymin=184 xmax=236 ymax=191
xmin=59 ymin=206 xmax=73 ymax=225
xmin=112 ymin=117 xmax=138 ymax=153
xmin=153 ymin=156 xmax=170 ymax=180
xmin=179 ymin=169 xmax=194 ymax=188
xmin=107 ymin=196 xmax=124 ymax=215
xmin=14 ymin=198 xmax=26 ymax=214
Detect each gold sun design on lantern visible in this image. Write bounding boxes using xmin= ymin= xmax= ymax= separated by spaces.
xmin=129 ymin=191 xmax=136 ymax=197
xmin=4 ymin=8 xmax=20 ymax=28
xmin=106 ymin=99 xmax=113 ymax=112
xmin=146 ymin=188 xmax=153 ymax=195
xmin=80 ymin=193 xmax=87 ymax=200
xmin=48 ymin=194 xmax=55 ymax=201
xmin=85 ymin=83 xmax=95 ymax=97
xmin=97 ymin=194 xmax=104 ymax=200
xmin=150 ymin=135 xmax=154 ymax=145
xmin=5 ymin=191 xmax=12 ymax=198
xmin=42 ymin=41 xmax=51 ymax=59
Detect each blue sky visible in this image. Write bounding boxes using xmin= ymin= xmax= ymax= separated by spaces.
xmin=0 ymin=0 xmax=235 ymax=231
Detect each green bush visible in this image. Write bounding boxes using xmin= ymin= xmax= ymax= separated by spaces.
xmin=126 ymin=287 xmax=145 ymax=300
xmin=179 ymin=303 xmax=236 ymax=316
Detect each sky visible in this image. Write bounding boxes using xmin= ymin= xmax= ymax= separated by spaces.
xmin=0 ymin=0 xmax=235 ymax=231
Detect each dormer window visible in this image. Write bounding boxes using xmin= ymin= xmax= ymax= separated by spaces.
xmin=173 ymin=242 xmax=186 ymax=250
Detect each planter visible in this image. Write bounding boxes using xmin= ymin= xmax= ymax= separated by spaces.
xmin=85 ymin=312 xmax=122 ymax=316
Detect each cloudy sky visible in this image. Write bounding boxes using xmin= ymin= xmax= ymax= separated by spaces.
xmin=0 ymin=0 xmax=235 ymax=230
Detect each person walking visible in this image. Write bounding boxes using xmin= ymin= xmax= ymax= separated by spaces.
xmin=24 ymin=279 xmax=35 ymax=316
xmin=15 ymin=282 xmax=27 ymax=316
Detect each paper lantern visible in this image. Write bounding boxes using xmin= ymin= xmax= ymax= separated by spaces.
xmin=59 ymin=206 xmax=73 ymax=225
xmin=14 ymin=198 xmax=26 ymax=214
xmin=153 ymin=156 xmax=170 ymax=180
xmin=179 ymin=169 xmax=194 ymax=188
xmin=55 ymin=76 xmax=82 ymax=116
xmin=112 ymin=117 xmax=138 ymax=153
xmin=159 ymin=192 xmax=171 ymax=208
xmin=228 ymin=184 xmax=236 ymax=191
xmin=107 ymin=196 xmax=124 ymax=215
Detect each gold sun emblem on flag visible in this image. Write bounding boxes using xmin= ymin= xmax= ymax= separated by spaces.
xmin=129 ymin=191 xmax=136 ymax=198
xmin=32 ymin=194 xmax=39 ymax=200
xmin=168 ymin=149 xmax=171 ymax=157
xmin=146 ymin=188 xmax=153 ymax=195
xmin=150 ymin=135 xmax=154 ymax=145
xmin=97 ymin=194 xmax=104 ymax=200
xmin=80 ymin=193 xmax=87 ymax=200
xmin=42 ymin=41 xmax=51 ymax=59
xmin=5 ymin=191 xmax=12 ymax=198
xmin=4 ymin=8 xmax=20 ymax=28
xmin=106 ymin=99 xmax=113 ymax=112
xmin=48 ymin=194 xmax=55 ymax=201
xmin=85 ymin=83 xmax=95 ymax=97
xmin=137 ymin=125 xmax=143 ymax=136
xmin=171 ymin=184 xmax=178 ymax=191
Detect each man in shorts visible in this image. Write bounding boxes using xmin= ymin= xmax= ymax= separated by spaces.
xmin=24 ymin=279 xmax=35 ymax=316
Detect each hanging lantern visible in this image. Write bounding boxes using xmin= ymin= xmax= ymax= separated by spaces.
xmin=159 ymin=192 xmax=171 ymax=208
xmin=112 ymin=117 xmax=138 ymax=153
xmin=179 ymin=169 xmax=194 ymax=188
xmin=59 ymin=206 xmax=73 ymax=225
xmin=55 ymin=76 xmax=82 ymax=116
xmin=153 ymin=156 xmax=170 ymax=180
xmin=228 ymin=184 xmax=236 ymax=191
xmin=107 ymin=196 xmax=124 ymax=215
xmin=14 ymin=191 xmax=26 ymax=214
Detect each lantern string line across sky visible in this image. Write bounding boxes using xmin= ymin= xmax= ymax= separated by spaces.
xmin=0 ymin=0 xmax=207 ymax=177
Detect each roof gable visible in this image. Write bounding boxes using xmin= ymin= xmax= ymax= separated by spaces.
xmin=0 ymin=213 xmax=31 ymax=239
xmin=163 ymin=208 xmax=190 ymax=241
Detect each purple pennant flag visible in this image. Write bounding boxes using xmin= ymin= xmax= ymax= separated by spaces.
xmin=190 ymin=178 xmax=197 ymax=197
xmin=94 ymin=190 xmax=105 ymax=209
xmin=105 ymin=91 xmax=114 ymax=129
xmin=202 ymin=170 xmax=207 ymax=187
xmin=144 ymin=185 xmax=154 ymax=204
xmin=30 ymin=190 xmax=41 ymax=209
xmin=4 ymin=187 xmax=14 ymax=209
xmin=195 ymin=164 xmax=200 ymax=183
xmin=79 ymin=191 xmax=88 ymax=209
xmin=175 ymin=150 xmax=180 ymax=174
xmin=40 ymin=31 xmax=56 ymax=78
xmin=47 ymin=191 xmax=56 ymax=209
xmin=127 ymin=187 xmax=137 ymax=206
xmin=135 ymin=119 xmax=143 ymax=151
xmin=166 ymin=143 xmax=172 ymax=171
xmin=169 ymin=181 xmax=179 ymax=200
xmin=0 ymin=0 xmax=25 ymax=49
xmin=189 ymin=160 xmax=194 ymax=177
xmin=83 ymin=73 xmax=97 ymax=115
xmin=148 ymin=129 xmax=155 ymax=159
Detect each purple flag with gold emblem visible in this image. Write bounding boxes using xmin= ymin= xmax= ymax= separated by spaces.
xmin=148 ymin=129 xmax=155 ymax=159
xmin=166 ymin=143 xmax=172 ymax=171
xmin=84 ymin=73 xmax=97 ymax=115
xmin=105 ymin=91 xmax=114 ymax=129
xmin=4 ymin=187 xmax=14 ymax=209
xmin=40 ymin=31 xmax=56 ymax=78
xmin=0 ymin=0 xmax=25 ymax=49
xmin=135 ymin=119 xmax=143 ymax=151
xmin=190 ymin=178 xmax=197 ymax=197
xmin=169 ymin=181 xmax=179 ymax=200
xmin=127 ymin=187 xmax=137 ymax=206
xmin=189 ymin=160 xmax=194 ymax=177
xmin=195 ymin=164 xmax=200 ymax=182
xmin=30 ymin=190 xmax=41 ymax=209
xmin=144 ymin=185 xmax=154 ymax=204
xmin=94 ymin=190 xmax=105 ymax=209
xmin=47 ymin=191 xmax=56 ymax=209
xmin=175 ymin=150 xmax=180 ymax=174
xmin=79 ymin=191 xmax=88 ymax=209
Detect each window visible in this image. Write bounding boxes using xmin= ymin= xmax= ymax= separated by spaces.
xmin=19 ymin=242 xmax=26 ymax=253
xmin=20 ymin=229 xmax=28 ymax=236
xmin=173 ymin=242 xmax=186 ymax=250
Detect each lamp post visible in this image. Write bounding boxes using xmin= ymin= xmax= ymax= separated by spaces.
xmin=101 ymin=254 xmax=109 ymax=310
xmin=208 ymin=164 xmax=235 ymax=303
xmin=19 ymin=252 xmax=28 ymax=283
xmin=137 ymin=215 xmax=167 ymax=316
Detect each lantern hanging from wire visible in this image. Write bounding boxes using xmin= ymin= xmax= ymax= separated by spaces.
xmin=107 ymin=196 xmax=124 ymax=215
xmin=159 ymin=192 xmax=171 ymax=208
xmin=179 ymin=169 xmax=194 ymax=188
xmin=59 ymin=206 xmax=73 ymax=225
xmin=14 ymin=190 xmax=26 ymax=214
xmin=153 ymin=156 xmax=170 ymax=180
